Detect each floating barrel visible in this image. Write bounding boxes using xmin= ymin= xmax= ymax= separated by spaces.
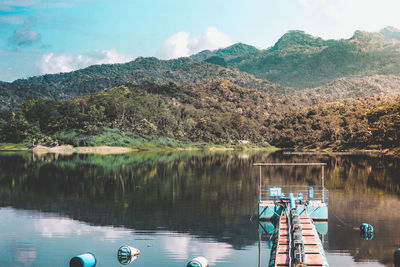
xmin=394 ymin=248 xmax=400 ymax=267
xmin=187 ymin=256 xmax=208 ymax=267
xmin=117 ymin=246 xmax=141 ymax=265
xmin=70 ymin=253 xmax=97 ymax=267
xmin=360 ymin=223 xmax=374 ymax=233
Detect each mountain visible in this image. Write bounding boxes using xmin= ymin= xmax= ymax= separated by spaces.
xmin=193 ymin=29 xmax=400 ymax=88
xmin=0 ymin=57 xmax=289 ymax=110
xmin=3 ymin=28 xmax=400 ymax=111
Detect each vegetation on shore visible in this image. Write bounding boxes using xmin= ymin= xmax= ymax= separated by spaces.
xmin=0 ymin=80 xmax=399 ymax=155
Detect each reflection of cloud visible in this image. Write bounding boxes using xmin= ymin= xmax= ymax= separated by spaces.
xmin=34 ymin=217 xmax=127 ymax=241
xmin=162 ymin=233 xmax=232 ymax=264
xmin=39 ymin=49 xmax=134 ymax=74
xmin=156 ymin=27 xmax=233 ymax=59
xmin=13 ymin=247 xmax=37 ymax=265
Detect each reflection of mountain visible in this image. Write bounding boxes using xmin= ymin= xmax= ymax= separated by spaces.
xmin=0 ymin=151 xmax=399 ymax=264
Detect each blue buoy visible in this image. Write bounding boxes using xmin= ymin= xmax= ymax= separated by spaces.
xmin=394 ymin=248 xmax=400 ymax=267
xmin=360 ymin=223 xmax=374 ymax=233
xmin=70 ymin=253 xmax=96 ymax=267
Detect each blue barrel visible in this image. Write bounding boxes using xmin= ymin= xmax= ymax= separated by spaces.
xmin=394 ymin=248 xmax=400 ymax=267
xmin=70 ymin=253 xmax=96 ymax=267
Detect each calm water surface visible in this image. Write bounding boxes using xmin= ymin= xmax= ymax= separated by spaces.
xmin=0 ymin=150 xmax=399 ymax=266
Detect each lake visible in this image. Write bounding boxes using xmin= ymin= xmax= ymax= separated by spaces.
xmin=0 ymin=150 xmax=399 ymax=266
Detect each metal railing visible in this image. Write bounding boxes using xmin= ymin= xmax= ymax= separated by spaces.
xmin=259 ymin=185 xmax=329 ymax=204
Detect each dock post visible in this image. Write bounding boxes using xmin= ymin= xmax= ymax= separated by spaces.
xmin=259 ymin=166 xmax=262 ymax=202
xmin=258 ymin=232 xmax=261 ymax=267
xmin=322 ymin=165 xmax=325 ymax=203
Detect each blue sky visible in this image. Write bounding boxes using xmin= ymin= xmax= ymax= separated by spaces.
xmin=1 ymin=0 xmax=400 ymax=82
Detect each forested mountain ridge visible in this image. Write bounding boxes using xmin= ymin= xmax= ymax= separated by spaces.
xmin=0 ymin=57 xmax=289 ymax=110
xmin=192 ymin=28 xmax=400 ymax=88
xmin=3 ymin=28 xmax=400 ymax=110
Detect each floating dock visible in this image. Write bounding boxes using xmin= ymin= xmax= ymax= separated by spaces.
xmin=254 ymin=163 xmax=329 ymax=267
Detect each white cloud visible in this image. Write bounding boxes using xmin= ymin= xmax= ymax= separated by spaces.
xmin=156 ymin=27 xmax=233 ymax=59
xmin=39 ymin=49 xmax=134 ymax=74
xmin=298 ymin=0 xmax=400 ymax=39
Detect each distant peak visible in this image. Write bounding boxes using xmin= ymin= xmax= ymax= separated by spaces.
xmin=273 ymin=30 xmax=324 ymax=50
xmin=380 ymin=26 xmax=400 ymax=33
xmin=380 ymin=26 xmax=400 ymax=41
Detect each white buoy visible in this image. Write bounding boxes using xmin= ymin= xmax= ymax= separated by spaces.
xmin=117 ymin=246 xmax=141 ymax=265
xmin=187 ymin=256 xmax=209 ymax=267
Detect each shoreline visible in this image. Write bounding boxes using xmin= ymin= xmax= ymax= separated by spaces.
xmin=0 ymin=144 xmax=277 ymax=155
xmin=1 ymin=143 xmax=397 ymax=157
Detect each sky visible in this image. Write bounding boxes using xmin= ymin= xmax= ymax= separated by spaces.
xmin=1 ymin=0 xmax=400 ymax=82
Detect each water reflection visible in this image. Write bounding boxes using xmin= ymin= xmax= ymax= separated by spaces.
xmin=0 ymin=150 xmax=399 ymax=266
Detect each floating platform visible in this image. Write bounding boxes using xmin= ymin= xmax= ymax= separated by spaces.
xmin=258 ymin=186 xmax=328 ymax=221
xmin=253 ymin=162 xmax=330 ymax=267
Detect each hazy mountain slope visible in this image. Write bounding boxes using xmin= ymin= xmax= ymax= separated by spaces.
xmin=0 ymin=57 xmax=289 ymax=109
xmin=380 ymin=26 xmax=400 ymax=40
xmin=298 ymin=75 xmax=400 ymax=105
xmin=194 ymin=29 xmax=400 ymax=89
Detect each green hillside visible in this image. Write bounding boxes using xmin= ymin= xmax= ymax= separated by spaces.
xmin=0 ymin=81 xmax=298 ymax=146
xmin=0 ymin=57 xmax=288 ymax=110
xmin=194 ymin=29 xmax=400 ymax=88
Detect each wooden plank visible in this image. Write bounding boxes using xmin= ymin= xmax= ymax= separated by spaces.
xmin=278 ymin=236 xmax=288 ymax=244
xmin=277 ymin=245 xmax=288 ymax=253
xmin=305 ymin=254 xmax=324 ymax=265
xmin=303 ymin=235 xmax=319 ymax=245
xmin=304 ymin=245 xmax=322 ymax=253
xmin=275 ymin=253 xmax=289 ymax=265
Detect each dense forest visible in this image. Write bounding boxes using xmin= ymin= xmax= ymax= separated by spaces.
xmin=1 ymin=80 xmax=399 ymax=153
xmin=0 ymin=81 xmax=297 ymax=146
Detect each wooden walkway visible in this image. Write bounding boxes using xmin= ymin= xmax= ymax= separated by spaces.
xmin=275 ymin=214 xmax=326 ymax=266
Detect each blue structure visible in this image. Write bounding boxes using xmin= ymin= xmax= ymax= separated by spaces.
xmin=254 ymin=163 xmax=329 ymax=221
